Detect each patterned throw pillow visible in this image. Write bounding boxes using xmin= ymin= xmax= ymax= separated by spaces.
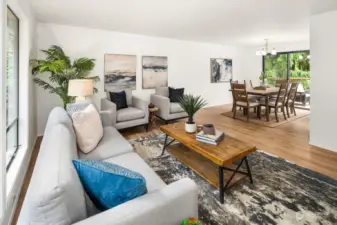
xmin=66 ymin=102 xmax=90 ymax=117
xmin=72 ymin=159 xmax=147 ymax=210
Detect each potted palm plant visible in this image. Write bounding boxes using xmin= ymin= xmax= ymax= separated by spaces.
xmin=30 ymin=45 xmax=99 ymax=108
xmin=179 ymin=94 xmax=207 ymax=133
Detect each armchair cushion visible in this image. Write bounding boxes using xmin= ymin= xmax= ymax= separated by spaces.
xmin=109 ymin=91 xmax=128 ymax=110
xmin=117 ymin=107 xmax=145 ymax=122
xmin=170 ymin=102 xmax=185 ymax=114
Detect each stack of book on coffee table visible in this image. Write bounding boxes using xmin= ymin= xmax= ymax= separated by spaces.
xmin=196 ymin=130 xmax=225 ymax=145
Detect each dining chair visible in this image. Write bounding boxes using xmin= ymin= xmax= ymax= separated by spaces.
xmin=259 ymin=83 xmax=288 ymax=122
xmin=232 ymin=83 xmax=261 ymax=122
xmin=285 ymin=82 xmax=299 ymax=117
xmin=230 ymin=79 xmax=239 ymax=112
xmin=275 ymin=79 xmax=288 ymax=87
xmin=244 ymin=80 xmax=254 ymax=89
xmin=271 ymin=79 xmax=289 ymax=100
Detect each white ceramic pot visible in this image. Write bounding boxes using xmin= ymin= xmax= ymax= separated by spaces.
xmin=185 ymin=122 xmax=197 ymax=133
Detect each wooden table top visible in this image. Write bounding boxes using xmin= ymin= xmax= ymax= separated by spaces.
xmin=160 ymin=123 xmax=257 ymax=166
xmin=148 ymin=107 xmax=159 ymax=112
xmin=247 ymin=87 xmax=279 ymax=96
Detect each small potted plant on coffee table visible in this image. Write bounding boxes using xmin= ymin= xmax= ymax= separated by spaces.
xmin=179 ymin=94 xmax=207 ymax=133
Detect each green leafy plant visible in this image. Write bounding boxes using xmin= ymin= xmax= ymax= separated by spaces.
xmin=30 ymin=45 xmax=99 ymax=108
xmin=179 ymin=94 xmax=207 ymax=124
xmin=181 ymin=217 xmax=201 ymax=225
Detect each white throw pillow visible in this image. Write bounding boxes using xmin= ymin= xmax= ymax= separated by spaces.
xmin=72 ymin=104 xmax=103 ymax=153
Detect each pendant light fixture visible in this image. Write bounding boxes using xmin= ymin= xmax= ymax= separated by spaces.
xmin=256 ymin=39 xmax=277 ymax=56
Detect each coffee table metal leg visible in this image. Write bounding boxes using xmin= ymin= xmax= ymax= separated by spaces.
xmin=161 ymin=135 xmax=176 ymax=156
xmin=219 ymin=166 xmax=224 ymax=204
xmin=224 ymin=158 xmax=245 ymax=189
xmin=244 ymin=156 xmax=253 ymax=184
xmin=161 ymin=135 xmax=168 ymax=156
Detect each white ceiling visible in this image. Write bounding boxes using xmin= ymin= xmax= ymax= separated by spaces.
xmin=30 ymin=0 xmax=337 ymax=46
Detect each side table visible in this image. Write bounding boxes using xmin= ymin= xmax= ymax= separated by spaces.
xmin=148 ymin=107 xmax=159 ymax=130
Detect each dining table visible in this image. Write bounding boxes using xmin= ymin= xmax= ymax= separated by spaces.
xmin=247 ymin=87 xmax=280 ymax=122
xmin=230 ymin=87 xmax=280 ymax=122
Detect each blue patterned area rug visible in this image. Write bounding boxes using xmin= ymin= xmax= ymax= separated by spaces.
xmin=129 ymin=132 xmax=337 ymax=225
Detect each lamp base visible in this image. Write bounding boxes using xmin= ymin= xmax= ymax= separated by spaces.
xmin=75 ymin=96 xmax=86 ymax=103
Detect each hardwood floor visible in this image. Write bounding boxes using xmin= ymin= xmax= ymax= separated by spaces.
xmin=11 ymin=104 xmax=337 ymax=224
xmin=122 ymin=104 xmax=337 ymax=179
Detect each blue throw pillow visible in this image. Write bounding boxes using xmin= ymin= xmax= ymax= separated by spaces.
xmin=73 ymin=159 xmax=147 ymax=210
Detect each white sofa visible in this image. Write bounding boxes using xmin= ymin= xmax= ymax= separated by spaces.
xmin=17 ymin=107 xmax=198 ymax=225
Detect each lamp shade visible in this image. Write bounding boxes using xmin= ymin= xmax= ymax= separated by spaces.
xmin=68 ymin=79 xmax=94 ymax=97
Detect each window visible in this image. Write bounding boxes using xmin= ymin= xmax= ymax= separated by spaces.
xmin=263 ymin=51 xmax=310 ymax=91
xmin=6 ymin=8 xmax=19 ymax=170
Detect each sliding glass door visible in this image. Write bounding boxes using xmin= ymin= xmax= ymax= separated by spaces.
xmin=289 ymin=51 xmax=310 ymax=91
xmin=263 ymin=50 xmax=311 ymax=108
xmin=263 ymin=50 xmax=310 ymax=89
xmin=263 ymin=53 xmax=288 ymax=86
xmin=6 ymin=8 xmax=19 ymax=169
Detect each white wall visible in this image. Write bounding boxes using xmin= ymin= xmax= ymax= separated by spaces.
xmin=310 ymin=10 xmax=337 ymax=152
xmin=237 ymin=41 xmax=310 ymax=85
xmin=35 ymin=23 xmax=246 ymax=135
xmin=3 ymin=0 xmax=37 ymax=224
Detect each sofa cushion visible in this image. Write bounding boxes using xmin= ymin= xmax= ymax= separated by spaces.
xmin=155 ymin=87 xmax=169 ymax=98
xmin=104 ymin=152 xmax=166 ymax=193
xmin=170 ymin=102 xmax=185 ymax=114
xmin=117 ymin=107 xmax=145 ymax=122
xmin=17 ymin=124 xmax=87 ymax=225
xmin=79 ymin=126 xmax=133 ymax=160
xmin=73 ymin=159 xmax=147 ymax=210
xmin=72 ymin=104 xmax=103 ymax=153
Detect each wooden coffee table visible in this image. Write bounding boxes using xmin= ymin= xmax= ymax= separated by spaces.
xmin=160 ymin=123 xmax=257 ymax=204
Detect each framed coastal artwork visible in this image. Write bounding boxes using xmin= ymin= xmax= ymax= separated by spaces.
xmin=104 ymin=54 xmax=137 ymax=91
xmin=210 ymin=58 xmax=233 ymax=83
xmin=142 ymin=56 xmax=168 ymax=89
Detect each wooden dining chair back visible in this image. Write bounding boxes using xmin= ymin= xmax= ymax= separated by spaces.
xmin=230 ymin=79 xmax=239 ymax=112
xmin=232 ymin=83 xmax=261 ymax=121
xmin=232 ymin=83 xmax=248 ymax=103
xmin=275 ymin=83 xmax=288 ymax=105
xmin=275 ymin=79 xmax=288 ymax=87
xmin=271 ymin=79 xmax=288 ymax=100
xmin=260 ymin=83 xmax=288 ymax=123
xmin=285 ymin=82 xmax=299 ymax=117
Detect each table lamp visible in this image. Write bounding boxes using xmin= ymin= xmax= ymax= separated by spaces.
xmin=68 ymin=79 xmax=94 ymax=103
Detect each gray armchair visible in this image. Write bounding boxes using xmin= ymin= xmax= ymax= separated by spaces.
xmin=150 ymin=87 xmax=188 ymax=124
xmin=101 ymin=89 xmax=149 ymax=130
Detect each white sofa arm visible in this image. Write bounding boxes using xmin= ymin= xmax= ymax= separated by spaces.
xmin=150 ymin=94 xmax=170 ymax=120
xmin=73 ymin=178 xmax=198 ymax=225
xmin=101 ymin=99 xmax=117 ymax=126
